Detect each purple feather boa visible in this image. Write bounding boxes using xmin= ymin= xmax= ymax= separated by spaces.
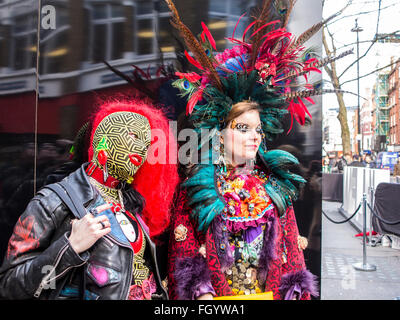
xmin=174 ymin=254 xmax=213 ymax=300
xmin=279 ymin=269 xmax=319 ymax=300
xmin=256 ymin=214 xmax=278 ymax=285
xmin=210 ymin=215 xmax=234 ymax=272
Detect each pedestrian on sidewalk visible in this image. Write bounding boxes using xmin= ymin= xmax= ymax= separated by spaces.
xmin=394 ymin=158 xmax=400 ymax=177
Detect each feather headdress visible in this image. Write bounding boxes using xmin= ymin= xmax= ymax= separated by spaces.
xmin=166 ymin=0 xmax=351 ymax=133
xmin=165 ymin=0 xmax=350 ymax=232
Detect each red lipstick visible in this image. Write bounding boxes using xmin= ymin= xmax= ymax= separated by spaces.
xmin=129 ymin=153 xmax=142 ymax=166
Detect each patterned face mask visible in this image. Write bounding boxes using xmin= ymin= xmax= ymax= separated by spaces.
xmin=92 ymin=112 xmax=151 ymax=183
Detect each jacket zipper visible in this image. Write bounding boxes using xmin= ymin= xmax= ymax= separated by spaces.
xmin=34 ymin=190 xmax=98 ymax=298
xmin=102 ymin=235 xmax=114 ymax=248
xmin=34 ymin=242 xmax=70 ymax=298
xmin=104 ymin=234 xmax=133 ymax=300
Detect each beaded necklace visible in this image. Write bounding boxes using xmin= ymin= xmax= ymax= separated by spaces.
xmin=217 ymin=167 xmax=272 ymax=222
xmin=216 ymin=166 xmax=273 ymax=295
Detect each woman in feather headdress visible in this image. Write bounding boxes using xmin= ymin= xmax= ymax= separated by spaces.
xmin=165 ymin=0 xmax=350 ymax=300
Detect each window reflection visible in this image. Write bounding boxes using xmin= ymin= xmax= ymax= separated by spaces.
xmin=0 ymin=1 xmax=39 ymax=263
xmin=209 ymin=0 xmax=253 ymax=50
xmin=11 ymin=12 xmax=37 ymax=70
xmin=90 ymin=3 xmax=126 ymax=63
xmin=0 ymin=0 xmax=322 ymax=285
xmin=39 ymin=4 xmax=69 ymax=75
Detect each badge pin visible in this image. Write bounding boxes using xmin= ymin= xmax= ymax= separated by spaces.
xmin=174 ymin=224 xmax=188 ymax=242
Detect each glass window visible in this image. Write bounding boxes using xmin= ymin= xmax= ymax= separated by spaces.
xmin=14 ymin=16 xmax=29 ymax=33
xmin=39 ymin=5 xmax=69 ymax=73
xmin=137 ymin=19 xmax=153 ymax=55
xmin=158 ymin=1 xmax=170 ymax=13
xmin=11 ymin=13 xmax=37 ymax=70
xmin=14 ymin=37 xmax=28 ymax=70
xmin=208 ymin=0 xmax=253 ymax=49
xmin=89 ymin=3 xmax=126 ymax=63
xmin=231 ymin=0 xmax=248 ymax=16
xmin=137 ymin=1 xmax=153 ymax=15
xmin=132 ymin=1 xmax=173 ymax=57
xmin=210 ymin=0 xmax=227 ymax=12
xmin=93 ymin=4 xmax=108 ymax=20
xmin=93 ymin=24 xmax=107 ymax=63
xmin=40 ymin=31 xmax=69 ymax=74
xmin=208 ymin=17 xmax=228 ymax=48
xmin=112 ymin=22 xmax=125 ymax=60
xmin=111 ymin=4 xmax=125 ymax=18
xmin=158 ymin=17 xmax=174 ymax=53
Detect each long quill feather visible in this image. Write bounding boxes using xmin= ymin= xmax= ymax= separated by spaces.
xmin=164 ymin=0 xmax=222 ymax=90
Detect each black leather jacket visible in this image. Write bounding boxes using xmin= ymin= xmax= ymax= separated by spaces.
xmin=0 ymin=164 xmax=168 ymax=300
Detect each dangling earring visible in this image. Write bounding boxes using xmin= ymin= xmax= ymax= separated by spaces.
xmin=103 ymin=161 xmax=109 ymax=183
xmin=261 ymin=132 xmax=267 ymax=151
xmin=219 ymin=137 xmax=227 ymax=173
xmin=97 ymin=150 xmax=108 ymax=183
xmin=96 ymin=136 xmax=109 ymax=183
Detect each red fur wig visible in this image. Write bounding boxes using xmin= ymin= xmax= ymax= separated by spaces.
xmin=88 ymin=99 xmax=179 ymax=239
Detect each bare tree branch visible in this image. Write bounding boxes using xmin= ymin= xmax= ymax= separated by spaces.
xmin=326 ymin=2 xmax=397 ymax=26
xmin=337 ymin=0 xmax=382 ymax=80
xmin=335 ymin=30 xmax=400 ymax=51
xmin=341 ymin=58 xmax=400 ymax=86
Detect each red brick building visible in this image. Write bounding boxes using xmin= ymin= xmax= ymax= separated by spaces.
xmin=388 ymin=59 xmax=400 ymax=151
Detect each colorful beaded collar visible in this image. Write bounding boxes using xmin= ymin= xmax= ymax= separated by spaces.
xmin=217 ymin=167 xmax=274 ymax=222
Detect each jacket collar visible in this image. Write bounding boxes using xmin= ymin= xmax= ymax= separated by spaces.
xmin=63 ymin=162 xmax=96 ymax=206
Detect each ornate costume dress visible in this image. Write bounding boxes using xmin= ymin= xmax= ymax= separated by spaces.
xmin=163 ymin=0 xmax=349 ymax=300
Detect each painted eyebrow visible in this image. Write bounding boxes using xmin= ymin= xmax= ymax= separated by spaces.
xmin=235 ymin=122 xmax=262 ymax=128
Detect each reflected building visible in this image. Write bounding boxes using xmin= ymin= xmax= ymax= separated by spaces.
xmin=0 ymin=0 xmax=39 ymax=262
xmin=388 ymin=59 xmax=400 ymax=152
xmin=1 ymin=0 xmax=259 ymax=139
xmin=360 ymin=88 xmax=374 ymax=152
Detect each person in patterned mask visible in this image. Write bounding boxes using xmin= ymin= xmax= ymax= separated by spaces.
xmin=0 ymin=100 xmax=179 ymax=300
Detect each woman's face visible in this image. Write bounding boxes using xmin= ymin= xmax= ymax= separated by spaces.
xmin=222 ymin=109 xmax=262 ymax=167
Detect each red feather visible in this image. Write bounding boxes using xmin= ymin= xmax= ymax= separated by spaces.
xmin=201 ymin=22 xmax=216 ymax=50
xmin=304 ymin=96 xmax=315 ymax=104
xmin=186 ymin=87 xmax=204 ymax=115
xmin=287 ymin=101 xmax=296 ymax=134
xmin=200 ymin=31 xmax=206 ymax=43
xmin=304 ymin=67 xmax=322 ymax=73
xmin=243 ymin=20 xmax=257 ymax=42
xmin=298 ymin=97 xmax=312 ymax=119
xmin=232 ymin=13 xmax=247 ymax=39
xmin=175 ymin=71 xmax=201 ymax=82
xmin=249 ymin=20 xmax=280 ymax=39
xmin=293 ymin=102 xmax=305 ymax=125
xmin=184 ymin=50 xmax=204 ymax=70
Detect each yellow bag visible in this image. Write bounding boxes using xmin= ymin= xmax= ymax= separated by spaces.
xmin=213 ymin=291 xmax=273 ymax=300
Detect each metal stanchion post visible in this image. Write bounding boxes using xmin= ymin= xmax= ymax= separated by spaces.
xmin=369 ymin=187 xmax=374 ymax=246
xmin=353 ymin=193 xmax=377 ymax=271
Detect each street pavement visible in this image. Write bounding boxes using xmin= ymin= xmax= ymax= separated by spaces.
xmin=321 ymin=200 xmax=400 ymax=300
